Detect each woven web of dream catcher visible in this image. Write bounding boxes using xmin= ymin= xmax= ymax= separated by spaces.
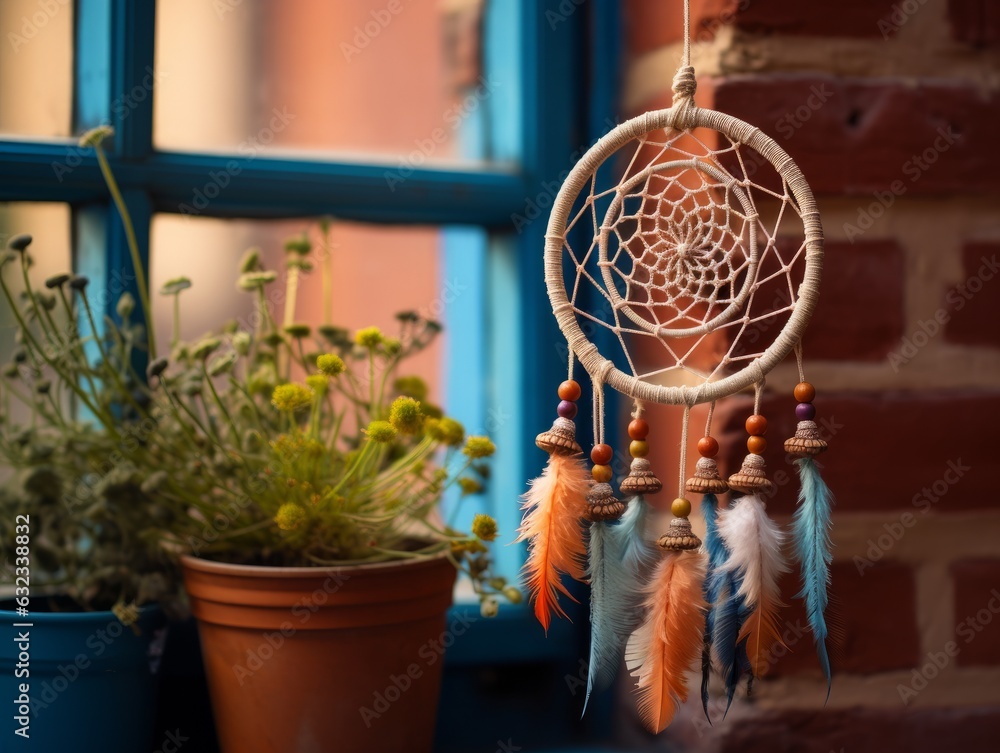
xmin=557 ymin=125 xmax=814 ymax=404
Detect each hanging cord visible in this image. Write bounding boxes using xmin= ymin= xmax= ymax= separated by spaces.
xmin=632 ymin=398 xmax=645 ymax=420
xmin=678 ymin=405 xmax=691 ymax=499
xmin=753 ymin=380 xmax=765 ymax=416
xmin=591 ymin=361 xmax=614 ymax=447
xmin=704 ymin=400 xmax=716 ymax=437
xmin=672 ymin=0 xmax=697 ymax=128
xmin=794 ymin=341 xmax=806 ymax=384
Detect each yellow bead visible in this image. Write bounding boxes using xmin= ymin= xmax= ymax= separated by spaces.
xmin=592 ymin=464 xmax=613 ymax=483
xmin=671 ymin=497 xmax=692 ymax=517
xmin=629 ymin=440 xmax=649 ymax=458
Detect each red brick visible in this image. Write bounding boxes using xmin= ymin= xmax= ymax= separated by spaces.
xmin=949 ymin=0 xmax=1000 ymax=46
xmin=944 ymin=242 xmax=1000 ymax=348
xmin=950 ymin=559 xmax=1000 ymax=666
xmin=732 ymin=0 xmax=898 ymax=38
xmin=716 ymin=392 xmax=999 ymax=515
xmin=717 ymin=707 xmax=1000 ymax=753
xmin=806 ymin=240 xmax=906 ymax=360
xmin=712 ymin=77 xmax=998 ymax=197
xmin=767 ymin=562 xmax=920 ymax=678
xmin=624 ymin=0 xmax=740 ymax=57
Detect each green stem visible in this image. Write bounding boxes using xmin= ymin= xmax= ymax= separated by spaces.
xmin=93 ymin=143 xmax=157 ymax=359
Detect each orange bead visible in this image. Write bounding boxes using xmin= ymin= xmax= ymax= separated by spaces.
xmin=697 ymin=436 xmax=719 ymax=458
xmin=628 ymin=418 xmax=649 ymax=440
xmin=590 ymin=443 xmax=613 ymax=465
xmin=629 ymin=440 xmax=649 ymax=458
xmin=745 ymin=414 xmax=767 ymax=436
xmin=592 ymin=464 xmax=613 ymax=483
xmin=558 ymin=379 xmax=581 ymax=402
xmin=747 ymin=435 xmax=767 ymax=454
xmin=793 ymin=381 xmax=816 ymax=403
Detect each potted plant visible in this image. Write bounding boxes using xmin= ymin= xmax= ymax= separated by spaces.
xmin=62 ymin=131 xmax=518 ymax=752
xmin=0 ymin=227 xmax=180 ymax=751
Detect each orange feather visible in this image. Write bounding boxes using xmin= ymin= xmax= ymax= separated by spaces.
xmin=738 ymin=594 xmax=785 ymax=678
xmin=516 ymin=453 xmax=590 ymax=631
xmin=625 ymin=551 xmax=707 ymax=733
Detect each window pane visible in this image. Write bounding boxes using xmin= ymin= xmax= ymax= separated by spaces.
xmin=0 ymin=1 xmax=74 ymax=138
xmin=153 ymin=0 xmax=493 ymax=163
xmin=150 ymin=216 xmax=447 ymax=398
xmin=0 ymin=203 xmax=73 ymax=424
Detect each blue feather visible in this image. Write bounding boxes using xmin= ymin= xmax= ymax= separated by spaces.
xmin=700 ymin=493 xmax=727 ymax=722
xmin=583 ymin=521 xmax=635 ymax=712
xmin=712 ymin=573 xmax=752 ymax=715
xmin=616 ymin=496 xmax=656 ymax=578
xmin=793 ymin=457 xmax=834 ymax=695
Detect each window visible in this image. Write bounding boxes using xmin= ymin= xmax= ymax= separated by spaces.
xmin=0 ymin=1 xmax=620 ymax=747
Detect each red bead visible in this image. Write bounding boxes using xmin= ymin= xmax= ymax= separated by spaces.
xmin=558 ymin=380 xmax=581 ymax=402
xmin=793 ymin=381 xmax=816 ymax=403
xmin=747 ymin=435 xmax=767 ymax=454
xmin=745 ymin=415 xmax=767 ymax=436
xmin=697 ymin=436 xmax=719 ymax=458
xmin=590 ymin=443 xmax=613 ymax=465
xmin=628 ymin=418 xmax=649 ymax=440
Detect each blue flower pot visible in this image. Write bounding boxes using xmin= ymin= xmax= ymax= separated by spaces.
xmin=0 ymin=600 xmax=167 ymax=752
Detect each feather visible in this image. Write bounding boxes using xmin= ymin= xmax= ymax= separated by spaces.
xmin=625 ymin=551 xmax=707 ymax=733
xmin=793 ymin=457 xmax=834 ymax=694
xmin=615 ymin=496 xmax=657 ymax=578
xmin=517 ymin=452 xmax=590 ymax=631
xmin=700 ymin=493 xmax=727 ymax=721
xmin=712 ymin=576 xmax=752 ymax=715
xmin=717 ymin=494 xmax=788 ymax=678
xmin=583 ymin=521 xmax=634 ymax=710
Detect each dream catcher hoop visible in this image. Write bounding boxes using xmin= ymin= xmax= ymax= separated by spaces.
xmin=519 ymin=1 xmax=835 ymax=733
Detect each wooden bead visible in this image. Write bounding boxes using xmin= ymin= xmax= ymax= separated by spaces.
xmin=747 ymin=435 xmax=767 ymax=454
xmin=628 ymin=418 xmax=649 ymax=440
xmin=558 ymin=379 xmax=581 ymax=402
xmin=629 ymin=440 xmax=649 ymax=458
xmin=671 ymin=497 xmax=692 ymax=518
xmin=591 ymin=444 xmax=613 ymax=465
xmin=592 ymin=464 xmax=613 ymax=483
xmin=745 ymin=414 xmax=767 ymax=436
xmin=697 ymin=436 xmax=719 ymax=458
xmin=793 ymin=381 xmax=815 ymax=403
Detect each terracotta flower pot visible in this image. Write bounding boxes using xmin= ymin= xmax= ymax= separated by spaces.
xmin=181 ymin=554 xmax=456 ymax=753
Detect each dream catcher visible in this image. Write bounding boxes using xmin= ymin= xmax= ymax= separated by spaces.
xmin=518 ymin=1 xmax=834 ymax=733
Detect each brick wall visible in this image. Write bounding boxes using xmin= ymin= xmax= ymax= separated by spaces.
xmin=620 ymin=1 xmax=1000 ymax=749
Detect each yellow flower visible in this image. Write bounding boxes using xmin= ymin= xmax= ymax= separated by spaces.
xmin=389 ymin=396 xmax=423 ymax=435
xmin=305 ymin=374 xmax=329 ymax=396
xmin=365 ymin=420 xmax=397 ymax=443
xmin=471 ymin=513 xmax=498 ymax=542
xmin=463 ymin=436 xmax=496 ymax=459
xmin=317 ymin=353 xmax=346 ymax=376
xmin=275 ymin=503 xmax=307 ymax=531
xmin=394 ymin=375 xmax=428 ymax=402
xmin=426 ymin=415 xmax=465 ymax=445
xmin=458 ymin=477 xmax=483 ymax=495
xmin=383 ymin=337 xmax=402 ymax=355
xmin=271 ymin=383 xmax=314 ymax=412
xmin=355 ymin=326 xmax=383 ymax=348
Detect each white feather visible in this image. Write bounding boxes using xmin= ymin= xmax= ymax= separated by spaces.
xmin=716 ymin=494 xmax=788 ymax=609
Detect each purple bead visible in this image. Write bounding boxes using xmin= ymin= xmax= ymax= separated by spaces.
xmin=557 ymin=400 xmax=578 ymax=419
xmin=795 ymin=402 xmax=816 ymax=421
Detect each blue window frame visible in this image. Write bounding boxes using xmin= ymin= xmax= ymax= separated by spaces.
xmin=0 ymin=1 xmax=621 ymax=748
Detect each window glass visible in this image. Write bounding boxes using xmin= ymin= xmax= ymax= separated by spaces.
xmin=154 ymin=0 xmax=492 ymax=165
xmin=150 ymin=215 xmax=446 ymax=399
xmin=0 ymin=0 xmax=74 ymax=138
